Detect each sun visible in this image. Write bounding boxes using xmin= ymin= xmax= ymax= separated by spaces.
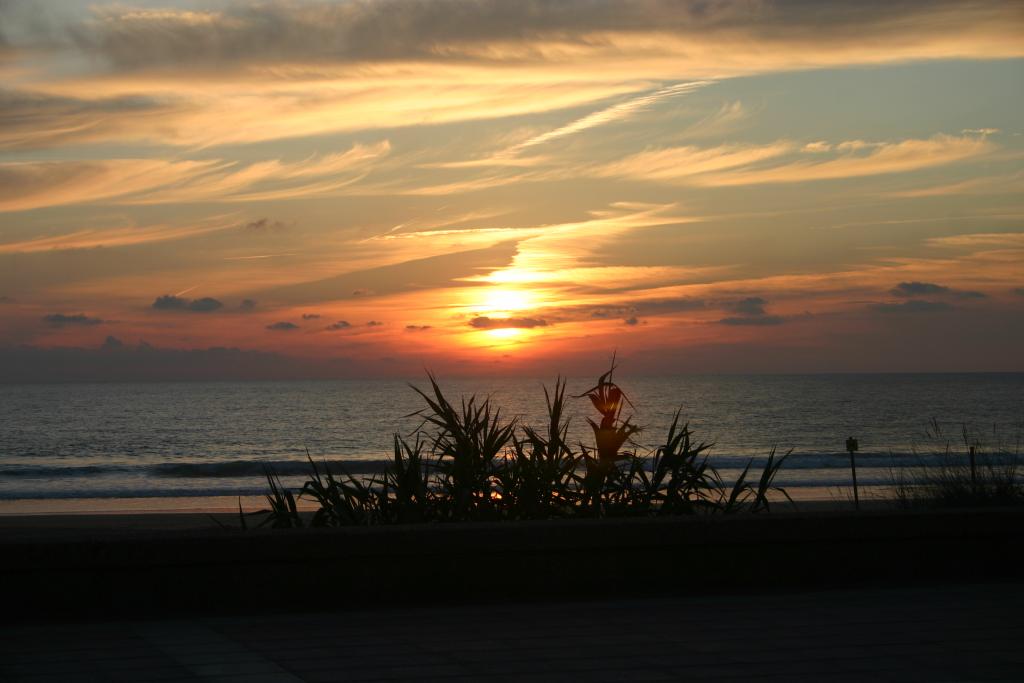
xmin=479 ymin=288 xmax=532 ymax=314
xmin=486 ymin=327 xmax=524 ymax=340
xmin=451 ymin=285 xmax=545 ymax=349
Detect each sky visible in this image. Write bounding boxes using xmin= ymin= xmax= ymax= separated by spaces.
xmin=1 ymin=0 xmax=1023 ymax=380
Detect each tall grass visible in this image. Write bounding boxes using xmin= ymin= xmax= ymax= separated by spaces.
xmin=892 ymin=418 xmax=1023 ymax=509
xmin=258 ymin=364 xmax=795 ymax=527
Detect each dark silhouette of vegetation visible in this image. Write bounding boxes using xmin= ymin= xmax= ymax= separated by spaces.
xmin=891 ymin=419 xmax=1023 ymax=509
xmin=254 ymin=362 xmax=794 ymax=527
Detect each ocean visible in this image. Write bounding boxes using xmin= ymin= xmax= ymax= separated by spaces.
xmin=1 ymin=373 xmax=1021 ymax=511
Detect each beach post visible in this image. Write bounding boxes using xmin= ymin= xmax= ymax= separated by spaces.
xmin=846 ymin=436 xmax=860 ymax=511
xmin=969 ymin=445 xmax=977 ymax=488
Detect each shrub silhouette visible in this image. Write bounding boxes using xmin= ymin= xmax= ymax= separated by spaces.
xmin=258 ymin=362 xmax=794 ymax=527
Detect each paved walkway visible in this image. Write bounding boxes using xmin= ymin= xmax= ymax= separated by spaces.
xmin=2 ymin=582 xmax=1022 ymax=682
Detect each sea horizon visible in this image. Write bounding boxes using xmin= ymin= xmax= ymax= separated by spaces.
xmin=2 ymin=369 xmax=1022 ymax=386
xmin=3 ymin=373 xmax=1020 ymax=510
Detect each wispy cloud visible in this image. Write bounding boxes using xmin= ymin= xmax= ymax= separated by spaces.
xmin=592 ymin=134 xmax=992 ymax=187
xmin=506 ymin=81 xmax=712 ymax=155
xmin=0 ymin=216 xmax=239 ymax=253
xmin=3 ymin=2 xmax=1016 ymax=152
xmin=123 ymin=141 xmax=390 ymax=205
xmin=887 ymin=171 xmax=1024 ymax=198
xmin=429 ymin=81 xmax=713 ymax=172
xmin=696 ymin=134 xmax=991 ymax=186
xmin=0 ymin=158 xmax=221 ymax=212
xmin=593 ymin=142 xmax=794 ymax=184
xmin=57 ymin=1 xmax=1024 ymax=75
xmin=0 ymin=89 xmax=189 ymax=151
xmin=0 ymin=142 xmax=388 ymax=212
xmin=926 ymin=233 xmax=1024 ymax=249
xmin=678 ymin=100 xmax=749 ymax=139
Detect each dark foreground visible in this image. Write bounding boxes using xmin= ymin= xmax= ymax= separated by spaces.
xmin=1 ymin=508 xmax=1022 ymax=618
xmin=2 ymin=582 xmax=1022 ymax=682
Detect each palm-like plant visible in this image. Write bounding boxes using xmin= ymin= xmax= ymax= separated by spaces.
xmin=260 ymin=467 xmax=303 ymax=528
xmin=576 ymin=358 xmax=641 ymax=513
xmin=721 ymin=447 xmax=793 ymax=514
xmin=577 ymin=359 xmax=639 ymax=464
xmin=496 ymin=378 xmax=580 ymax=519
xmin=379 ymin=433 xmax=432 ymax=523
xmin=254 ymin=363 xmax=797 ymax=526
xmin=300 ymin=452 xmax=379 ymax=526
xmin=411 ymin=373 xmax=516 ymax=521
xmin=650 ymin=410 xmax=717 ymax=514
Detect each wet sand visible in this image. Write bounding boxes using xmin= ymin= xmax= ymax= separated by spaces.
xmin=0 ymin=492 xmax=898 ymax=539
xmin=0 ymin=484 xmax=896 ymax=529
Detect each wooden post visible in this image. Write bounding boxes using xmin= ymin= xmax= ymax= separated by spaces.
xmin=969 ymin=445 xmax=977 ymax=487
xmin=846 ymin=437 xmax=860 ymax=511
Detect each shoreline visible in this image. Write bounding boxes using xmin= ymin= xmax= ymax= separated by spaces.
xmin=0 ymin=499 xmax=896 ymax=538
xmin=0 ymin=484 xmax=896 ymax=519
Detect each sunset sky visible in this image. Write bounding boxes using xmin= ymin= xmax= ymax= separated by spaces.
xmin=1 ymin=0 xmax=1022 ymax=380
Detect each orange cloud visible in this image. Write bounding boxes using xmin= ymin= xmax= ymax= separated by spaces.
xmin=128 ymin=141 xmax=390 ymax=204
xmin=697 ymin=134 xmax=993 ymax=186
xmin=592 ymin=135 xmax=993 ymax=187
xmin=0 ymin=216 xmax=239 ymax=253
xmin=4 ymin=2 xmax=1020 ymax=151
xmin=66 ymin=1 xmax=1024 ymax=76
xmin=0 ymin=142 xmax=388 ymax=212
xmin=593 ymin=142 xmax=794 ymax=183
xmin=0 ymin=159 xmax=221 ymax=212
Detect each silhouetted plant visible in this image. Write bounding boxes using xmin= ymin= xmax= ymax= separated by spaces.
xmin=721 ymin=447 xmax=793 ymax=514
xmin=576 ymin=359 xmax=640 ymax=513
xmin=256 ymin=362 xmax=802 ymax=527
xmin=495 ymin=378 xmax=580 ymax=519
xmin=379 ymin=434 xmax=432 ymax=523
xmin=892 ymin=419 xmax=1022 ymax=508
xmin=411 ymin=373 xmax=516 ymax=521
xmin=260 ymin=467 xmax=303 ymax=528
xmin=300 ymin=451 xmax=379 ymax=526
xmin=651 ymin=410 xmax=717 ymax=515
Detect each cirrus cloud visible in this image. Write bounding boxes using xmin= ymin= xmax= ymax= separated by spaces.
xmin=1 ymin=1 xmax=1019 ymax=152
xmin=592 ymin=134 xmax=993 ymax=187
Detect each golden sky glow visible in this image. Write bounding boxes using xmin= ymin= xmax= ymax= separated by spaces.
xmin=1 ymin=0 xmax=1022 ymax=379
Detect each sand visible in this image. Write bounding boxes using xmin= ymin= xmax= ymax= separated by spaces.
xmin=0 ymin=484 xmax=903 ymax=539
